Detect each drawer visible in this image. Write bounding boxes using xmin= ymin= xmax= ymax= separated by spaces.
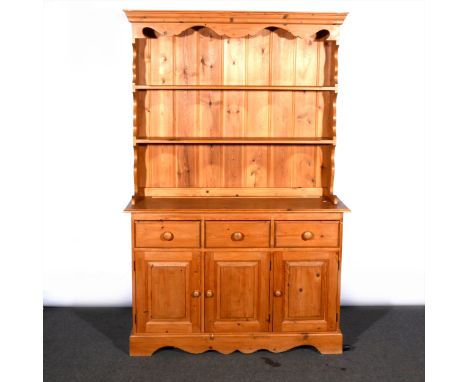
xmin=135 ymin=221 xmax=200 ymax=248
xmin=205 ymin=221 xmax=270 ymax=248
xmin=275 ymin=221 xmax=340 ymax=247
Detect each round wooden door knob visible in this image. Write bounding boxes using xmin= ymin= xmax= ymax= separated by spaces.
xmin=192 ymin=290 xmax=201 ymax=297
xmin=205 ymin=290 xmax=214 ymax=298
xmin=274 ymin=290 xmax=283 ymax=297
xmin=301 ymin=231 xmax=314 ymax=241
xmin=231 ymin=232 xmax=245 ymax=241
xmin=161 ymin=231 xmax=174 ymax=241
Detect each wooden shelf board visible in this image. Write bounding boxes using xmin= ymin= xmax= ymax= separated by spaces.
xmin=125 ymin=196 xmax=349 ymax=213
xmin=134 ymin=85 xmax=337 ymax=92
xmin=134 ymin=137 xmax=335 ymax=145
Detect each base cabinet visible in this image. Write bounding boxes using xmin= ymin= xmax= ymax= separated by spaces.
xmin=130 ymin=215 xmax=344 ymax=356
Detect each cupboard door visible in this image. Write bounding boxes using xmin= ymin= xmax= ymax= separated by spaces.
xmin=273 ymin=251 xmax=338 ymax=332
xmin=205 ymin=252 xmax=270 ymax=332
xmin=134 ymin=251 xmax=201 ymax=333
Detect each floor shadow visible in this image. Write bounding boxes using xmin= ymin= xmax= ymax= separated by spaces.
xmin=70 ymin=306 xmax=392 ymax=355
xmin=340 ymin=306 xmax=393 ymax=346
xmin=73 ymin=307 xmax=132 ymax=354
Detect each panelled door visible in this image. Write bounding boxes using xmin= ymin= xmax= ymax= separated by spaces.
xmin=272 ymin=251 xmax=339 ymax=332
xmin=204 ymin=251 xmax=270 ymax=332
xmin=134 ymin=251 xmax=201 ymax=333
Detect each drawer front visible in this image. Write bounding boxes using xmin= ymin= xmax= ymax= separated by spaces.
xmin=205 ymin=221 xmax=270 ymax=248
xmin=275 ymin=221 xmax=340 ymax=248
xmin=135 ymin=221 xmax=200 ymax=248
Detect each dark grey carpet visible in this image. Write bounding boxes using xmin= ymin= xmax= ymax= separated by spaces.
xmin=44 ymin=306 xmax=424 ymax=382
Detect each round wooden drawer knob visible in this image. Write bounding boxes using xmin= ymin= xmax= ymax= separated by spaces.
xmin=302 ymin=231 xmax=314 ymax=241
xmin=231 ymin=232 xmax=245 ymax=241
xmin=161 ymin=231 xmax=174 ymax=241
xmin=205 ymin=290 xmax=214 ymax=298
xmin=274 ymin=290 xmax=283 ymax=297
xmin=192 ymin=290 xmax=201 ymax=298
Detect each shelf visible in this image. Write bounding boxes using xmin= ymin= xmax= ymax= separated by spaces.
xmin=134 ymin=137 xmax=335 ymax=145
xmin=134 ymin=85 xmax=337 ymax=92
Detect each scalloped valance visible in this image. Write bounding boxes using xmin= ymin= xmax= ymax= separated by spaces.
xmin=124 ymin=10 xmax=347 ymax=40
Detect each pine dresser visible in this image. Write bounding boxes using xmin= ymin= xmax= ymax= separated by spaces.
xmin=124 ymin=10 xmax=349 ymax=356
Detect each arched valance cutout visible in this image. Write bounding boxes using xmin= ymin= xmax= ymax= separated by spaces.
xmin=142 ymin=27 xmax=158 ymax=38
xmin=264 ymin=26 xmax=296 ymax=40
xmin=315 ymin=29 xmax=330 ymax=41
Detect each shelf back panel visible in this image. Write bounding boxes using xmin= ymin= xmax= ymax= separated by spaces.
xmin=137 ymin=144 xmax=331 ymax=192
xmin=135 ymin=90 xmax=334 ymax=139
xmin=135 ymin=28 xmax=336 ymax=86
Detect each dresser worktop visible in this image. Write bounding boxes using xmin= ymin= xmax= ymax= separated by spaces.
xmin=125 ymin=197 xmax=349 ymax=213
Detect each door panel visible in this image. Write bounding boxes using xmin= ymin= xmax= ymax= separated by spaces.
xmin=149 ymin=263 xmax=187 ymax=319
xmin=286 ymin=261 xmax=325 ymax=319
xmin=134 ymin=251 xmax=201 ymax=333
xmin=205 ymin=252 xmax=270 ymax=332
xmin=273 ymin=251 xmax=338 ymax=332
xmin=219 ymin=262 xmax=257 ymax=319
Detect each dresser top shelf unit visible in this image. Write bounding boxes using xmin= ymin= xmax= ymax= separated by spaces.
xmin=126 ymin=10 xmax=345 ymax=206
